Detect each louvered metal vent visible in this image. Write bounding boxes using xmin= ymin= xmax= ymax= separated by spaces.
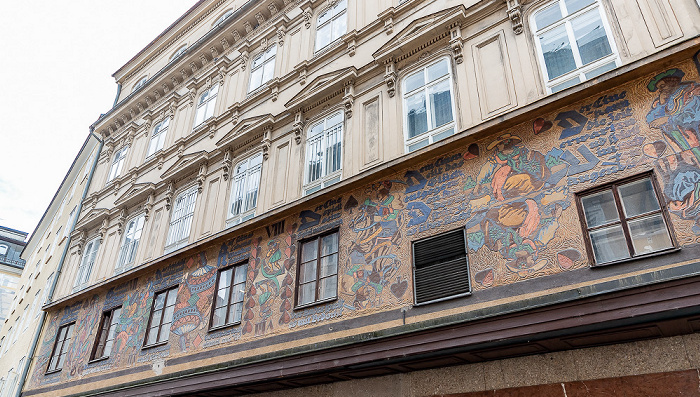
xmin=413 ymin=228 xmax=470 ymax=304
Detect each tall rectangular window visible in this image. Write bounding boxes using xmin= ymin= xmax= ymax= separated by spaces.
xmin=531 ymin=0 xmax=619 ymax=93
xmin=403 ymin=58 xmax=456 ymax=152
xmin=193 ymin=84 xmax=219 ymax=128
xmin=47 ymin=323 xmax=75 ymax=373
xmin=107 ymin=146 xmax=128 ymax=183
xmin=413 ymin=228 xmax=470 ymax=305
xmin=116 ymin=214 xmax=145 ymax=274
xmin=147 ymin=118 xmax=169 ymax=158
xmin=91 ymin=307 xmax=122 ymax=360
xmin=227 ymin=153 xmax=262 ymax=226
xmin=577 ymin=173 xmax=674 ymax=265
xmin=144 ymin=287 xmax=177 ymax=346
xmin=210 ymin=263 xmax=247 ymax=329
xmin=74 ymin=238 xmax=100 ymax=291
xmin=165 ymin=186 xmax=198 ymax=253
xmin=315 ymin=0 xmax=347 ymax=52
xmin=304 ymin=111 xmax=343 ymax=196
xmin=248 ymin=45 xmax=276 ymax=92
xmin=297 ymin=231 xmax=338 ymax=307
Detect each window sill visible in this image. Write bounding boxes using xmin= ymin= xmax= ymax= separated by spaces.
xmin=45 ymin=369 xmax=62 ymax=376
xmin=294 ymin=296 xmax=337 ymax=311
xmin=413 ymin=291 xmax=472 ymax=307
xmin=87 ymin=356 xmax=109 ymax=364
xmin=208 ymin=321 xmax=241 ymax=333
xmin=589 ymin=247 xmax=681 ymax=268
xmin=142 ymin=341 xmax=168 ymax=350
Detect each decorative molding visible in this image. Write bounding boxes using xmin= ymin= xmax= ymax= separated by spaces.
xmin=506 ymin=0 xmax=523 ymax=35
xmin=285 ymin=66 xmax=358 ymax=112
xmin=216 ymin=114 xmax=274 ymax=148
xmin=262 ymin=125 xmax=272 ymax=161
xmin=450 ymin=25 xmax=464 ymax=64
xmin=244 ymin=21 xmax=253 ymax=33
xmin=348 ymin=38 xmax=356 ymax=57
xmin=221 ymin=37 xmax=230 ymax=50
xmin=292 ymin=110 xmax=304 ymax=145
xmin=117 ymin=208 xmax=127 ymax=235
xmin=384 ymin=60 xmax=397 ymax=98
xmin=343 ymin=81 xmax=355 ymax=119
xmin=277 ymin=25 xmax=287 ymax=46
xmin=255 ymin=12 xmax=266 ymax=25
xmin=197 ymin=162 xmax=208 ymax=193
xmin=222 ymin=150 xmax=233 ymax=181
xmin=144 ymin=193 xmax=154 ymax=221
xmin=98 ymin=218 xmax=109 ymax=242
xmin=268 ymin=3 xmax=278 ymax=15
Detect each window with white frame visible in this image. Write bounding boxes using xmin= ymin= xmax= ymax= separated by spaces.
xmin=227 ymin=153 xmax=262 ymax=226
xmin=147 ymin=118 xmax=170 ymax=158
xmin=531 ymin=0 xmax=619 ymax=93
xmin=248 ymin=45 xmax=276 ymax=92
xmin=115 ymin=214 xmax=145 ymax=274
xmin=315 ymin=0 xmax=347 ymax=52
xmin=107 ymin=146 xmax=128 ymax=183
xmin=213 ymin=9 xmax=233 ymax=27
xmin=170 ymin=45 xmax=187 ymax=60
xmin=132 ymin=76 xmax=148 ymax=93
xmin=165 ymin=186 xmax=198 ymax=253
xmin=0 ymin=245 xmax=7 ymax=256
xmin=403 ymin=58 xmax=456 ymax=152
xmin=304 ymin=111 xmax=343 ymax=195
xmin=193 ymin=84 xmax=219 ymax=128
xmin=74 ymin=237 xmax=100 ymax=291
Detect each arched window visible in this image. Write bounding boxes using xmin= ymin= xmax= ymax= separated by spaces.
xmin=165 ymin=186 xmax=198 ymax=253
xmin=170 ymin=45 xmax=187 ymax=61
xmin=248 ymin=45 xmax=277 ymax=92
xmin=213 ymin=9 xmax=234 ymax=27
xmin=315 ymin=0 xmax=347 ymax=52
xmin=227 ymin=153 xmax=263 ymax=226
xmin=74 ymin=237 xmax=100 ymax=291
xmin=132 ymin=76 xmax=148 ymax=93
xmin=147 ymin=118 xmax=169 ymax=158
xmin=402 ymin=58 xmax=456 ymax=152
xmin=193 ymin=84 xmax=219 ymax=128
xmin=304 ymin=111 xmax=343 ymax=195
xmin=115 ymin=214 xmax=145 ymax=274
xmin=531 ymin=0 xmax=619 ymax=93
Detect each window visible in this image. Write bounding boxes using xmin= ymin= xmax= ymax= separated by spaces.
xmin=413 ymin=228 xmax=470 ymax=305
xmin=248 ymin=45 xmax=276 ymax=92
xmin=210 ymin=263 xmax=247 ymax=329
xmin=193 ymin=84 xmax=219 ymax=128
xmin=107 ymin=146 xmax=128 ymax=183
xmin=116 ymin=214 xmax=145 ymax=274
xmin=170 ymin=45 xmax=187 ymax=61
xmin=65 ymin=206 xmax=77 ymax=238
xmin=144 ymin=287 xmax=177 ymax=346
xmin=147 ymin=118 xmax=169 ymax=158
xmin=165 ymin=186 xmax=198 ymax=253
xmin=531 ymin=0 xmax=619 ymax=93
xmin=0 ymin=245 xmax=7 ymax=256
xmin=296 ymin=231 xmax=338 ymax=306
xmin=576 ymin=174 xmax=674 ymax=265
xmin=90 ymin=307 xmax=122 ymax=360
xmin=227 ymin=153 xmax=262 ymax=226
xmin=47 ymin=323 xmax=75 ymax=373
xmin=304 ymin=111 xmax=343 ymax=195
xmin=213 ymin=9 xmax=233 ymax=27
xmin=315 ymin=0 xmax=347 ymax=52
xmin=74 ymin=237 xmax=100 ymax=291
xmin=132 ymin=76 xmax=148 ymax=93
xmin=403 ymin=58 xmax=456 ymax=152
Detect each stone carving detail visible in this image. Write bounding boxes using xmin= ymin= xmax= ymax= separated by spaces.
xmin=74 ymin=230 xmax=86 ymax=255
xmin=299 ymin=65 xmax=308 ymax=85
xmin=153 ymin=90 xmax=161 ymax=100
xmin=348 ymin=38 xmax=356 ymax=57
xmin=99 ymin=218 xmax=109 ymax=242
xmin=211 ymin=46 xmax=219 ymax=59
xmin=303 ymin=8 xmax=312 ymax=28
xmin=181 ymin=69 xmax=190 ymax=80
xmin=146 ymin=96 xmax=153 ymax=106
xmin=507 ymin=0 xmax=523 ymax=35
xmin=255 ymin=12 xmax=266 ymax=25
xmin=450 ymin=25 xmax=464 ymax=64
xmin=262 ymin=126 xmax=272 ymax=161
xmin=277 ymin=26 xmax=287 ymax=46
xmin=385 ymin=60 xmax=397 ymax=98
xmin=117 ymin=208 xmax=127 ymax=235
xmin=222 ymin=150 xmax=232 ymax=181
xmin=221 ymin=37 xmax=230 ymax=50
xmin=144 ymin=193 xmax=154 ymax=221
xmin=241 ymin=49 xmax=250 ymax=71
xmin=244 ymin=21 xmax=253 ymax=33
xmin=343 ymin=81 xmax=355 ymax=119
xmin=292 ymin=110 xmax=304 ymax=144
xmin=384 ymin=16 xmax=394 ymax=35
xmin=232 ymin=30 xmax=241 ymax=42
xmin=268 ymin=3 xmax=278 ymax=15
xmin=200 ymin=54 xmax=209 ymax=66
xmin=165 ymin=182 xmax=175 ymax=210
xmin=271 ymin=82 xmax=279 ymax=102
xmin=197 ymin=163 xmax=208 ymax=193
xmin=162 ymin=82 xmax=170 ymax=94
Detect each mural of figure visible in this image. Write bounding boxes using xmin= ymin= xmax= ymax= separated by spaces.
xmin=470 ymin=134 xmax=566 ymax=276
xmin=344 ymin=181 xmax=403 ymax=308
xmin=656 ymin=151 xmax=700 ymax=235
xmin=646 ymin=69 xmax=700 ymax=162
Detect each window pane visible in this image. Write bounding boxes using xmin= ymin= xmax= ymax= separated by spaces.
xmin=147 ymin=327 xmax=159 ymax=345
xmin=321 ymin=233 xmax=338 ymax=256
xmin=408 ymin=139 xmax=430 ymax=152
xmin=539 ymin=25 xmax=576 ymax=80
xmin=230 ymin=302 xmax=243 ymax=323
xmin=318 ymin=8 xmax=332 ymax=25
xmin=406 ymin=92 xmax=428 ymax=138
xmin=581 ymin=190 xmax=619 ymax=227
xmin=434 ymin=127 xmax=455 ymax=142
xmin=535 ymin=2 xmax=563 ymax=30
xmin=154 ymin=293 xmax=165 ymax=310
xmin=298 ymin=282 xmax=316 ymax=305
xmin=219 ymin=268 xmax=232 ymax=289
xmin=584 ymin=61 xmax=616 ymax=80
xmin=320 ymin=253 xmax=338 ymax=278
xmin=404 ymin=71 xmax=425 ymax=93
xmin=299 ymin=261 xmax=317 ymax=284
xmin=551 ymin=77 xmax=582 ymax=93
xmin=234 ymin=265 xmax=247 ymax=285
xmin=572 ymin=9 xmax=612 ymax=65
xmin=250 ymin=68 xmax=262 ymax=90
xmin=619 ymin=178 xmax=661 ymax=217
xmin=316 ymin=24 xmax=331 ymax=50
xmin=319 ymin=275 xmax=337 ymax=300
xmin=564 ymin=0 xmax=595 ymax=14
xmin=166 ymin=290 xmax=177 ymax=307
xmin=628 ymin=214 xmax=672 ymax=255
xmin=158 ymin=324 xmax=171 ymax=342
xmin=332 ymin=14 xmax=346 ymax=41
xmin=216 ymin=287 xmax=230 ymax=309
xmin=428 ymin=79 xmax=454 ymax=128
xmin=427 ymin=60 xmax=448 ymax=82
xmin=590 ymin=225 xmax=630 ymax=263
xmin=212 ymin=307 xmax=226 ymax=327
xmin=262 ymin=60 xmax=275 ymax=84
xmin=302 ymin=240 xmax=318 ymax=262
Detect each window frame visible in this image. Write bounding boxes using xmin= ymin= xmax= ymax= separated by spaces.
xmin=115 ymin=213 xmax=146 ymax=274
xmin=303 ymin=110 xmax=344 ymax=196
xmin=213 ymin=9 xmax=234 ymax=27
xmin=46 ymin=322 xmax=75 ymax=374
xmin=226 ymin=152 xmax=263 ymax=227
xmin=575 ymin=172 xmax=677 ymax=266
xmin=209 ymin=262 xmax=248 ymax=331
xmin=295 ymin=229 xmax=340 ymax=308
xmin=170 ymin=44 xmax=187 ymax=61
xmin=132 ymin=76 xmax=148 ymax=93
xmin=314 ymin=0 xmax=347 ymax=52
xmin=248 ymin=45 xmax=277 ymax=93
xmin=193 ymin=84 xmax=219 ymax=129
xmin=107 ymin=146 xmax=129 ymax=183
xmin=146 ymin=118 xmax=170 ymax=158
xmin=89 ymin=306 xmax=122 ymax=362
xmin=401 ymin=57 xmax=458 ymax=153
xmin=74 ymin=237 xmax=100 ymax=292
xmin=164 ymin=185 xmax=198 ymax=253
xmin=530 ymin=0 xmax=620 ymax=93
xmin=143 ymin=286 xmax=178 ymax=348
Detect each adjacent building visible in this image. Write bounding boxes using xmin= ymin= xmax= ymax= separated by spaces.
xmin=0 ymin=138 xmax=100 ymax=397
xmin=20 ymin=0 xmax=700 ymax=396
xmin=0 ymin=226 xmax=27 ymax=323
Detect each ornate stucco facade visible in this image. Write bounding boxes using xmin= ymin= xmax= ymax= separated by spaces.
xmin=20 ymin=0 xmax=700 ymax=396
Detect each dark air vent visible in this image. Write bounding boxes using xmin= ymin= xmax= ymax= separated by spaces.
xmin=413 ymin=228 xmax=470 ymax=304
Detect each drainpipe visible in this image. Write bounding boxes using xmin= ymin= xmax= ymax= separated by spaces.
xmin=113 ymin=83 xmax=122 ymax=108
xmin=15 ymin=130 xmax=103 ymax=397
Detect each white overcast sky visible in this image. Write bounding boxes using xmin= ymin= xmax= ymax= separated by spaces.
xmin=0 ymin=1 xmax=197 ymax=238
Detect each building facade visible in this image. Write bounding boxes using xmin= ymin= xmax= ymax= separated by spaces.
xmin=0 ymin=139 xmax=100 ymax=397
xmin=22 ymin=0 xmax=700 ymax=396
xmin=0 ymin=226 xmax=27 ymax=323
